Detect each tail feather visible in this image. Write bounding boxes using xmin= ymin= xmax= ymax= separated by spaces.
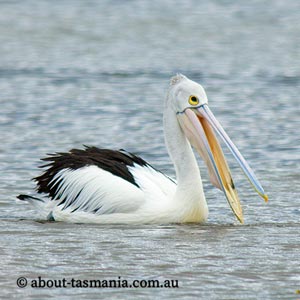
xmin=17 ymin=194 xmax=44 ymax=202
xmin=17 ymin=194 xmax=53 ymax=219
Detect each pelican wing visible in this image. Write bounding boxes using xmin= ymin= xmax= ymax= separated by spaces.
xmin=20 ymin=147 xmax=176 ymax=221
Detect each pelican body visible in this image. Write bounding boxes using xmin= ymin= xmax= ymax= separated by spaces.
xmin=18 ymin=75 xmax=267 ymax=224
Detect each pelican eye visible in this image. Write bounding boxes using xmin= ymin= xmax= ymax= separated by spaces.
xmin=188 ymin=95 xmax=199 ymax=106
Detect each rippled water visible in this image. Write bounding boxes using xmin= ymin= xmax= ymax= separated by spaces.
xmin=1 ymin=1 xmax=299 ymax=299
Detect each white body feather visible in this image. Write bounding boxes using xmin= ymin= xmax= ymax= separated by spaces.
xmin=31 ymin=162 xmax=207 ymax=224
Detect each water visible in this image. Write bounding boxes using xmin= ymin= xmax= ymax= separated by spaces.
xmin=1 ymin=0 xmax=299 ymax=299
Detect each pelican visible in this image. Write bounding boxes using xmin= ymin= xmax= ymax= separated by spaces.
xmin=18 ymin=74 xmax=268 ymax=224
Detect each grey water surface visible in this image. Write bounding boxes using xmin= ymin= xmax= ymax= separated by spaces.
xmin=0 ymin=1 xmax=299 ymax=299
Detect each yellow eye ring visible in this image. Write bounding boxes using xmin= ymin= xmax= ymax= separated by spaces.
xmin=188 ymin=95 xmax=199 ymax=106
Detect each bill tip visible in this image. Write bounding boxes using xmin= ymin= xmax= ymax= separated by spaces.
xmin=263 ymin=194 xmax=268 ymax=202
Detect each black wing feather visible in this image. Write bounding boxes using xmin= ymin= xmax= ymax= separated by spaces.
xmin=34 ymin=146 xmax=149 ymax=200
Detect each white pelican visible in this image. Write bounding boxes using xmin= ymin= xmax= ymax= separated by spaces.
xmin=18 ymin=74 xmax=268 ymax=224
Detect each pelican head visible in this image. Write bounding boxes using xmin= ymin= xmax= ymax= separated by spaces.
xmin=169 ymin=74 xmax=268 ymax=223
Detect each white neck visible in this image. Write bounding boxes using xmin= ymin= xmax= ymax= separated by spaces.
xmin=163 ymin=95 xmax=208 ymax=222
